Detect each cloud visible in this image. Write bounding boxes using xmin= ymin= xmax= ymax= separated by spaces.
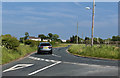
xmin=3 ymin=20 xmax=38 ymax=25
xmin=3 ymin=8 xmax=76 ymax=19
xmin=74 ymin=2 xmax=81 ymax=6
xmin=25 ymin=16 xmax=48 ymax=21
xmin=2 ymin=3 xmax=118 ymax=40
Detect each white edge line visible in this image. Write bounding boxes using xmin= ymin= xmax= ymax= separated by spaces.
xmin=28 ymin=61 xmax=61 ymax=76
xmin=63 ymin=61 xmax=117 ymax=68
xmin=65 ymin=49 xmax=117 ymax=68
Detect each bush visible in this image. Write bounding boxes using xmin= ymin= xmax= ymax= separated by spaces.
xmin=24 ymin=40 xmax=36 ymax=47
xmin=34 ymin=41 xmax=41 ymax=46
xmin=2 ymin=34 xmax=20 ymax=50
xmin=19 ymin=37 xmax=24 ymax=43
xmin=50 ymin=41 xmax=56 ymax=45
xmin=66 ymin=40 xmax=70 ymax=43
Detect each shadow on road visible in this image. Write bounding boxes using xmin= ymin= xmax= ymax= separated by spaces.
xmin=34 ymin=53 xmax=52 ymax=55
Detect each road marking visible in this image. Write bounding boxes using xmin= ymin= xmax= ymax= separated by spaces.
xmin=28 ymin=56 xmax=117 ymax=68
xmin=28 ymin=56 xmax=60 ymax=63
xmin=63 ymin=61 xmax=117 ymax=68
xmin=28 ymin=61 xmax=61 ymax=76
xmin=45 ymin=59 xmax=50 ymax=62
xmin=63 ymin=61 xmax=101 ymax=66
xmin=37 ymin=58 xmax=40 ymax=60
xmin=50 ymin=60 xmax=56 ymax=63
xmin=3 ymin=64 xmax=34 ymax=73
xmin=52 ymin=54 xmax=61 ymax=57
xmin=41 ymin=59 xmax=44 ymax=61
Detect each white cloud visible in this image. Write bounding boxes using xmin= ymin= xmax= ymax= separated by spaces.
xmin=3 ymin=9 xmax=76 ymax=19
xmin=74 ymin=2 xmax=81 ymax=6
xmin=3 ymin=20 xmax=37 ymax=25
xmin=25 ymin=16 xmax=48 ymax=20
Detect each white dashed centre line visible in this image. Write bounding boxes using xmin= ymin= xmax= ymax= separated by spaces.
xmin=28 ymin=56 xmax=61 ymax=63
xmin=52 ymin=54 xmax=61 ymax=57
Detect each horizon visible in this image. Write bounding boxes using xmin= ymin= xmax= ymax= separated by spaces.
xmin=2 ymin=2 xmax=118 ymax=40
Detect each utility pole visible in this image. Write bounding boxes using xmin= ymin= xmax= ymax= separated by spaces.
xmin=82 ymin=32 xmax=83 ymax=44
xmin=77 ymin=21 xmax=78 ymax=44
xmin=91 ymin=0 xmax=95 ymax=46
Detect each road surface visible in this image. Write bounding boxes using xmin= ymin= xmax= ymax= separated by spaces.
xmin=2 ymin=46 xmax=118 ymax=76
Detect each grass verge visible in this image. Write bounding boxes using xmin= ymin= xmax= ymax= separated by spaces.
xmin=52 ymin=43 xmax=71 ymax=48
xmin=68 ymin=44 xmax=120 ymax=60
xmin=2 ymin=44 xmax=37 ymax=64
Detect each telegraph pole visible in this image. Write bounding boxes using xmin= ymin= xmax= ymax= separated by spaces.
xmin=82 ymin=32 xmax=83 ymax=44
xmin=91 ymin=0 xmax=95 ymax=46
xmin=77 ymin=21 xmax=78 ymax=44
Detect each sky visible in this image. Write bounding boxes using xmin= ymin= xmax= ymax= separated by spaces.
xmin=2 ymin=2 xmax=118 ymax=40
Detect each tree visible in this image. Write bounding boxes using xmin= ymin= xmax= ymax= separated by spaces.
xmin=85 ymin=37 xmax=90 ymax=45
xmin=70 ymin=35 xmax=83 ymax=43
xmin=78 ymin=38 xmax=83 ymax=44
xmin=24 ymin=32 xmax=29 ymax=40
xmin=70 ymin=35 xmax=75 ymax=43
xmin=112 ymin=36 xmax=120 ymax=41
xmin=98 ymin=38 xmax=104 ymax=44
xmin=38 ymin=34 xmax=46 ymax=40
xmin=48 ymin=33 xmax=53 ymax=38
xmin=19 ymin=37 xmax=24 ymax=43
xmin=85 ymin=37 xmax=89 ymax=41
xmin=52 ymin=34 xmax=59 ymax=41
xmin=66 ymin=40 xmax=70 ymax=43
xmin=56 ymin=39 xmax=62 ymax=42
xmin=93 ymin=38 xmax=97 ymax=44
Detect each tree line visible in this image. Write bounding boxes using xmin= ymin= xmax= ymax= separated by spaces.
xmin=66 ymin=35 xmax=120 ymax=44
xmin=1 ymin=32 xmax=120 ymax=51
xmin=20 ymin=32 xmax=61 ymax=43
xmin=1 ymin=32 xmax=61 ymax=50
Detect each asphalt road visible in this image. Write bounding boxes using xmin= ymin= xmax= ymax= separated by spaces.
xmin=2 ymin=46 xmax=118 ymax=76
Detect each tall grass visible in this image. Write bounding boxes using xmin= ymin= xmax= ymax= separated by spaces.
xmin=2 ymin=44 xmax=37 ymax=64
xmin=68 ymin=44 xmax=120 ymax=59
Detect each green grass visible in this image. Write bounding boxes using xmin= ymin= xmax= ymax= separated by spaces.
xmin=52 ymin=43 xmax=71 ymax=48
xmin=68 ymin=44 xmax=120 ymax=59
xmin=2 ymin=44 xmax=37 ymax=64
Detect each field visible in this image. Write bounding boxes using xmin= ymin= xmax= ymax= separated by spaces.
xmin=68 ymin=44 xmax=120 ymax=60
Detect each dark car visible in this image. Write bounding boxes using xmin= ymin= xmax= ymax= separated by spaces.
xmin=37 ymin=42 xmax=52 ymax=54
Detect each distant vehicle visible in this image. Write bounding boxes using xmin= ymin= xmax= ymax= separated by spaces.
xmin=37 ymin=42 xmax=52 ymax=54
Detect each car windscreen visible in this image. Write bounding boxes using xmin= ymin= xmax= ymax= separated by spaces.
xmin=40 ymin=43 xmax=51 ymax=46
